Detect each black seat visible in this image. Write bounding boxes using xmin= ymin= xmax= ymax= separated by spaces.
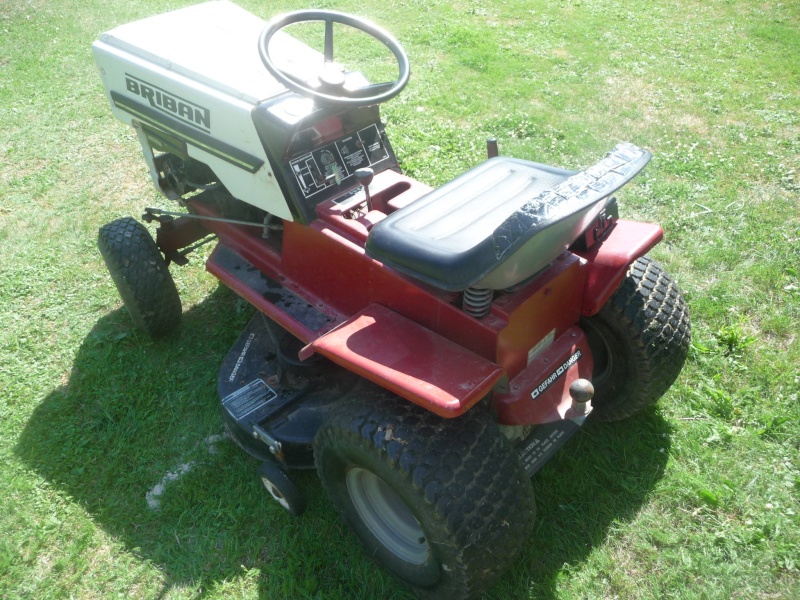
xmin=365 ymin=143 xmax=651 ymax=291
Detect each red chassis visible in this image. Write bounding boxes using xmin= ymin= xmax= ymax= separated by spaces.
xmin=154 ymin=167 xmax=663 ymax=426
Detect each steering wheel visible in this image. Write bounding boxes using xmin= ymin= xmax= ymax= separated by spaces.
xmin=258 ymin=10 xmax=410 ymax=107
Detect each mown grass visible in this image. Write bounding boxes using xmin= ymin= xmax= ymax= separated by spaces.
xmin=1 ymin=0 xmax=798 ymax=598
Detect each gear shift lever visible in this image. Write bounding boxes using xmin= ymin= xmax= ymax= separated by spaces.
xmin=355 ymin=167 xmax=374 ymax=211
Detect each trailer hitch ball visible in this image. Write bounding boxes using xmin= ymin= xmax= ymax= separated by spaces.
xmin=569 ymin=378 xmax=594 ymax=415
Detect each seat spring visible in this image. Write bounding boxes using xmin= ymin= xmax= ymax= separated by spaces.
xmin=463 ymin=286 xmax=493 ymax=318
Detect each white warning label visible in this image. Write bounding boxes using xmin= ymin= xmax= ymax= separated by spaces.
xmin=530 ymin=349 xmax=582 ymax=399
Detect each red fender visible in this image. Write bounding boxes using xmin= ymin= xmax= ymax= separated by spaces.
xmin=573 ymin=219 xmax=664 ymax=316
xmin=307 ymin=303 xmax=505 ymax=418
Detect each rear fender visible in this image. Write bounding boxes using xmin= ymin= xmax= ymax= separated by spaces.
xmin=573 ymin=219 xmax=663 ymax=316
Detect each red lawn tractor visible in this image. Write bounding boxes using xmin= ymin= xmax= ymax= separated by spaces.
xmin=94 ymin=2 xmax=690 ymax=597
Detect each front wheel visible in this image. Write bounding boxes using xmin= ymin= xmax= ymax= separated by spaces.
xmin=582 ymin=255 xmax=691 ymax=421
xmin=258 ymin=460 xmax=306 ymax=517
xmin=314 ymin=390 xmax=535 ymax=599
xmin=98 ymin=217 xmax=182 ymax=338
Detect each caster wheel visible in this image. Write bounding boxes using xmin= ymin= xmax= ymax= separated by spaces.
xmin=258 ymin=460 xmax=306 ymax=516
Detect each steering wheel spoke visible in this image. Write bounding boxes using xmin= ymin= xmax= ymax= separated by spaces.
xmin=324 ymin=19 xmax=335 ymax=63
xmin=345 ymin=81 xmax=396 ymax=98
xmin=259 ymin=10 xmax=410 ymax=107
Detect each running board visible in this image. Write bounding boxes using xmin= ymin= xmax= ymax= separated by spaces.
xmin=207 ymin=243 xmax=337 ymax=342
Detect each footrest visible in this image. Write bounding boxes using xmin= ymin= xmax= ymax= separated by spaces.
xmin=306 ymin=304 xmax=505 ymax=417
xmin=207 ymin=244 xmax=337 ymax=341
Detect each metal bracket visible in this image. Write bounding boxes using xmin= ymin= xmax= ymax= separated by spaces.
xmin=252 ymin=423 xmax=284 ymax=460
xmin=143 ymin=207 xmax=279 ymax=240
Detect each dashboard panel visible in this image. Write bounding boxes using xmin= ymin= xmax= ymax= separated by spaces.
xmin=252 ymin=94 xmax=400 ymax=223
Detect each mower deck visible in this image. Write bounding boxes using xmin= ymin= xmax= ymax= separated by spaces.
xmin=219 ymin=311 xmax=358 ymax=468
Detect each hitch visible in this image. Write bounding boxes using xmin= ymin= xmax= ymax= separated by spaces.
xmin=141 ymin=207 xmax=214 ymax=266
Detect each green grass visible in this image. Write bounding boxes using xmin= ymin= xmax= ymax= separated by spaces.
xmin=1 ymin=0 xmax=799 ymax=598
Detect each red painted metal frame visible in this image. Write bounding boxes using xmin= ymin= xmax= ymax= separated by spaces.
xmin=573 ymin=219 xmax=664 ymax=316
xmin=493 ymin=253 xmax=585 ymax=381
xmin=153 ymin=216 xmax=208 ymax=255
xmin=309 ymin=303 xmax=505 ymax=417
xmin=493 ymin=326 xmax=593 ymax=425
xmin=180 ymin=182 xmax=662 ymax=426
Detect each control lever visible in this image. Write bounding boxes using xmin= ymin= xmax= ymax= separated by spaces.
xmin=487 ymin=137 xmax=498 ymax=158
xmin=355 ymin=167 xmax=375 ymax=211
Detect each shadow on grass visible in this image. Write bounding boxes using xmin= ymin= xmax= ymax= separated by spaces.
xmin=494 ymin=409 xmax=671 ymax=599
xmin=15 ymin=284 xmax=669 ymax=599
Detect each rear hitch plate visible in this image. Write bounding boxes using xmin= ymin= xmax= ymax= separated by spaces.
xmin=518 ymin=416 xmax=587 ymax=476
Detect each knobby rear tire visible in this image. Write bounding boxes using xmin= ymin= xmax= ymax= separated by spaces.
xmin=582 ymin=255 xmax=691 ymax=421
xmin=314 ymin=390 xmax=535 ymax=599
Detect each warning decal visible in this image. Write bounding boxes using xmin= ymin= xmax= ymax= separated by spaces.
xmin=530 ymin=349 xmax=582 ymax=399
xmin=222 ymin=379 xmax=278 ymax=422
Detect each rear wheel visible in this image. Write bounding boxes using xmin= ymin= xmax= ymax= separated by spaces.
xmin=98 ymin=217 xmax=182 ymax=338
xmin=314 ymin=390 xmax=535 ymax=599
xmin=582 ymin=255 xmax=690 ymax=421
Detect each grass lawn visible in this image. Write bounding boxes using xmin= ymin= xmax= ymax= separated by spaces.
xmin=1 ymin=0 xmax=798 ymax=598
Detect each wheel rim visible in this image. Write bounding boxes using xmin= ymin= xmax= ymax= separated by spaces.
xmin=262 ymin=476 xmax=291 ymax=511
xmin=582 ymin=318 xmax=613 ymax=386
xmin=345 ymin=467 xmax=429 ymax=565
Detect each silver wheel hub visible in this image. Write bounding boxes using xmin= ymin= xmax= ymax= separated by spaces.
xmin=345 ymin=467 xmax=429 ymax=565
xmin=262 ymin=476 xmax=291 ymax=511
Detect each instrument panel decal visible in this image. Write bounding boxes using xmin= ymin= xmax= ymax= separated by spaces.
xmin=289 ymin=124 xmax=389 ymax=199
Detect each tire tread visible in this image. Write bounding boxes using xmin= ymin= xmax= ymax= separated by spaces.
xmin=315 ymin=391 xmax=535 ymax=599
xmin=97 ymin=217 xmax=182 ymax=337
xmin=586 ymin=255 xmax=690 ymax=421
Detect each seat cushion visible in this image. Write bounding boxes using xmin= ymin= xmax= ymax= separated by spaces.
xmin=365 ymin=144 xmax=651 ymax=291
xmin=365 ymin=157 xmax=574 ymax=290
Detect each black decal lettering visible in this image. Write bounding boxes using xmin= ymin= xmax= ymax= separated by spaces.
xmin=123 ymin=76 xmax=211 ymax=131
xmin=178 ymin=102 xmax=193 ymax=121
xmin=195 ymin=108 xmax=210 ymax=129
xmin=162 ymin=95 xmax=176 ymax=113
xmin=140 ymin=84 xmax=155 ymax=106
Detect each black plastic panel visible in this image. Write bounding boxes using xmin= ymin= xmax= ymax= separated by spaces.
xmin=251 ymin=94 xmax=400 ymax=223
xmin=218 ymin=312 xmax=359 ymax=469
xmin=284 ymin=123 xmax=392 ymax=202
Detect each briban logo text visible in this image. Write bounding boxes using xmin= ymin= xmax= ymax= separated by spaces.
xmin=125 ymin=76 xmax=210 ymax=130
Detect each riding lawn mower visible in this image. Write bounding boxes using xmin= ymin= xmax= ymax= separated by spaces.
xmin=93 ymin=2 xmax=691 ymax=597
